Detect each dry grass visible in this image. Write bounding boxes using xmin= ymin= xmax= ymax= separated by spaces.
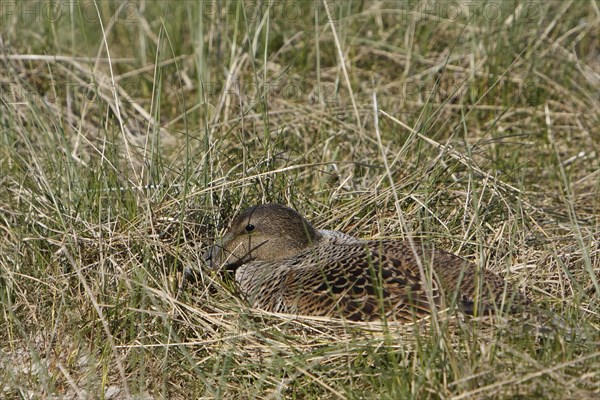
xmin=1 ymin=1 xmax=598 ymax=399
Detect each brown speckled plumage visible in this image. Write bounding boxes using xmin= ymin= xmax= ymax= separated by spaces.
xmin=207 ymin=204 xmax=528 ymax=322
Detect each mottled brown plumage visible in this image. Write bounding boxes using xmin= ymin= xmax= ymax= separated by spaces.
xmin=207 ymin=204 xmax=528 ymax=322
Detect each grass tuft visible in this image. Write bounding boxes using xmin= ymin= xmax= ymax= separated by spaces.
xmin=1 ymin=1 xmax=598 ymax=398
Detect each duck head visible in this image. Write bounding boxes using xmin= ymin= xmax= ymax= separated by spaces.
xmin=206 ymin=204 xmax=322 ymax=270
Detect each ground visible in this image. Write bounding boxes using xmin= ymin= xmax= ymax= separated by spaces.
xmin=0 ymin=1 xmax=598 ymax=399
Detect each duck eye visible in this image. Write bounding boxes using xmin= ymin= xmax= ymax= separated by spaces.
xmin=245 ymin=224 xmax=255 ymax=232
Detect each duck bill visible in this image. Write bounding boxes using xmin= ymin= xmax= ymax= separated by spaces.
xmin=204 ymin=232 xmax=235 ymax=270
xmin=203 ymin=245 xmax=218 ymax=270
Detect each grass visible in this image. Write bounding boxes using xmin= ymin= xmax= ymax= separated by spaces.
xmin=0 ymin=0 xmax=598 ymax=398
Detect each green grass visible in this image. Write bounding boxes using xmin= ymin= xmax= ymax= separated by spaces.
xmin=1 ymin=1 xmax=598 ymax=398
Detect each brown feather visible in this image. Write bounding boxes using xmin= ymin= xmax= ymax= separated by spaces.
xmin=207 ymin=204 xmax=529 ymax=322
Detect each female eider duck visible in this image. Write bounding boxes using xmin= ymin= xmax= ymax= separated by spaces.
xmin=207 ymin=204 xmax=528 ymax=322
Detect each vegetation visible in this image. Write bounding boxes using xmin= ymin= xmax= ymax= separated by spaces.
xmin=0 ymin=1 xmax=598 ymax=398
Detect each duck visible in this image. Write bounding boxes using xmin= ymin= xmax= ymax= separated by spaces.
xmin=206 ymin=203 xmax=529 ymax=322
